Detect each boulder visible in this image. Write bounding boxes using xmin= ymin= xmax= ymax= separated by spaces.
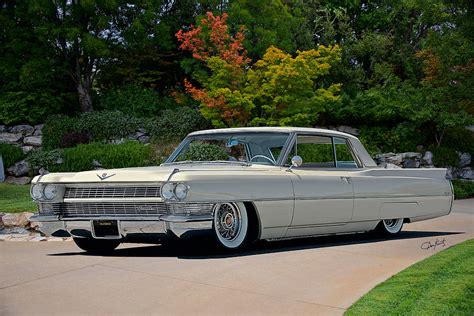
xmin=134 ymin=131 xmax=146 ymax=139
xmin=1 ymin=212 xmax=33 ymax=227
xmin=402 ymin=152 xmax=422 ymax=159
xmin=0 ymin=132 xmax=22 ymax=144
xmin=386 ymin=154 xmax=403 ymax=165
xmin=0 ymin=125 xmax=6 ymax=132
xmin=384 ymin=163 xmax=402 ymax=169
xmin=23 ymin=135 xmax=42 ymax=146
xmin=422 ymin=151 xmax=433 ymax=165
xmin=5 ymin=176 xmax=31 ymax=185
xmin=7 ymin=160 xmax=29 ymax=176
xmin=0 ymin=226 xmax=29 ymax=235
xmin=458 ymin=152 xmax=471 ymax=168
xmin=21 ymin=146 xmax=34 ymax=154
xmin=138 ymin=135 xmax=150 ymax=144
xmin=403 ymin=159 xmax=419 ymax=168
xmin=9 ymin=125 xmax=34 ymax=136
xmin=458 ymin=167 xmax=473 ymax=180
xmin=111 ymin=138 xmax=125 ymax=144
xmin=92 ymin=159 xmax=103 ymax=169
xmin=33 ymin=124 xmax=44 ymax=136
xmin=29 ymin=221 xmax=40 ymax=229
xmin=446 ymin=168 xmax=454 ymax=180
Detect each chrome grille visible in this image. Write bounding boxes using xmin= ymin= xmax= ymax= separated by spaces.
xmin=64 ymin=186 xmax=161 ymax=199
xmin=39 ymin=202 xmax=170 ymax=217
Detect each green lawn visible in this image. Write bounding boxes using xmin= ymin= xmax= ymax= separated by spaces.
xmin=0 ymin=183 xmax=36 ymax=213
xmin=345 ymin=239 xmax=474 ymax=316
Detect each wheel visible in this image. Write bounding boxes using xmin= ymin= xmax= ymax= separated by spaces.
xmin=375 ymin=218 xmax=404 ymax=236
xmin=213 ymin=202 xmax=249 ymax=250
xmin=73 ymin=237 xmax=121 ymax=253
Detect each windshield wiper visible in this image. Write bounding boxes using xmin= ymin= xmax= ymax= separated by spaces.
xmin=161 ymin=160 xmax=200 ymax=165
xmin=209 ymin=160 xmax=250 ymax=166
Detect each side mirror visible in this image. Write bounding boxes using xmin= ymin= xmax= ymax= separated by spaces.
xmin=290 ymin=155 xmax=303 ymax=168
xmin=286 ymin=156 xmax=303 ymax=172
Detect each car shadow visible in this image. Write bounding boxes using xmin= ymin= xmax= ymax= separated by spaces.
xmin=49 ymin=230 xmax=464 ymax=259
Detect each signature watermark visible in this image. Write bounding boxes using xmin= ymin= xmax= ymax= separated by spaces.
xmin=420 ymin=238 xmax=447 ymax=250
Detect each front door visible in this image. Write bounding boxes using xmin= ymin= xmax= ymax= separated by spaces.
xmin=285 ymin=134 xmax=354 ymax=237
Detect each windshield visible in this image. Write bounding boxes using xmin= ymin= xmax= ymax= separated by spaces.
xmin=166 ymin=132 xmax=291 ymax=165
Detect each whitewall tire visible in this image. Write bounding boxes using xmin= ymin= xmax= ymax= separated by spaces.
xmin=377 ymin=218 xmax=404 ymax=236
xmin=213 ymin=202 xmax=249 ymax=249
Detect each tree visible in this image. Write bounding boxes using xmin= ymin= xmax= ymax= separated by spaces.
xmin=0 ymin=0 xmax=76 ymax=124
xmin=227 ymin=0 xmax=312 ymax=60
xmin=26 ymin=0 xmax=178 ymax=113
xmin=177 ymin=12 xmax=341 ymax=127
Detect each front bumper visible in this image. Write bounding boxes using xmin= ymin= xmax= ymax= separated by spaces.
xmin=30 ymin=215 xmax=213 ymax=240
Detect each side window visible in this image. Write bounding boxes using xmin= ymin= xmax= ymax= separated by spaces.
xmin=291 ymin=135 xmax=335 ymax=168
xmin=334 ymin=137 xmax=358 ymax=168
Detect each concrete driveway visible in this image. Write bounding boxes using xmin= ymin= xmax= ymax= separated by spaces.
xmin=1 ymin=199 xmax=472 ymax=316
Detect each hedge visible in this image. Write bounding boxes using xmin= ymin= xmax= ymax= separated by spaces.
xmin=27 ymin=141 xmax=155 ymax=173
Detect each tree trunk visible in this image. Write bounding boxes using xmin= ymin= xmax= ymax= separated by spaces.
xmin=73 ymin=56 xmax=94 ymax=113
xmin=76 ymin=81 xmax=93 ymax=112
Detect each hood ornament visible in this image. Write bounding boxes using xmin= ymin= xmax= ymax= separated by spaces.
xmin=97 ymin=173 xmax=116 ymax=181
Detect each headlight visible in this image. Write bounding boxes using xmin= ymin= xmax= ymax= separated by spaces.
xmin=43 ymin=184 xmax=58 ymax=200
xmin=174 ymin=183 xmax=189 ymax=200
xmin=161 ymin=183 xmax=175 ymax=200
xmin=31 ymin=184 xmax=44 ymax=200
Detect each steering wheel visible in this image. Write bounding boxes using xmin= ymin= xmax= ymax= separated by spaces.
xmin=249 ymin=155 xmax=276 ymax=165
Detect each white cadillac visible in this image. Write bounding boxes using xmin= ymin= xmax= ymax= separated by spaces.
xmin=30 ymin=127 xmax=454 ymax=252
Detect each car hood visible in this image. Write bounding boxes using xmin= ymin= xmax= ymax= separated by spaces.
xmin=32 ymin=163 xmax=281 ymax=184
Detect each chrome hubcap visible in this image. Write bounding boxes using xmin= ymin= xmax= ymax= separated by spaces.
xmin=383 ymin=218 xmax=403 ymax=233
xmin=215 ymin=203 xmax=241 ymax=241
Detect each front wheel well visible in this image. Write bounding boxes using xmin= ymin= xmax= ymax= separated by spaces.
xmin=244 ymin=201 xmax=260 ymax=243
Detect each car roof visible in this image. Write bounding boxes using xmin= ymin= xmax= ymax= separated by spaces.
xmin=188 ymin=127 xmax=357 ymax=139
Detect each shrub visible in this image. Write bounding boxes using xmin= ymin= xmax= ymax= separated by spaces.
xmin=76 ymin=111 xmax=141 ymax=142
xmin=42 ymin=115 xmax=79 ymax=149
xmin=177 ymin=142 xmax=228 ymax=161
xmin=431 ymin=147 xmax=460 ymax=168
xmin=0 ymin=91 xmax=63 ymax=125
xmin=148 ymin=107 xmax=209 ymax=142
xmin=26 ymin=149 xmax=62 ymax=173
xmin=149 ymin=141 xmax=180 ymax=165
xmin=452 ymin=180 xmax=474 ymax=200
xmin=0 ymin=144 xmax=24 ymax=168
xmin=442 ymin=128 xmax=474 ymax=155
xmin=43 ymin=111 xmax=143 ymax=150
xmin=48 ymin=142 xmax=154 ymax=172
xmin=97 ymin=85 xmax=174 ymax=117
xmin=59 ymin=131 xmax=91 ymax=148
xmin=358 ymin=124 xmax=420 ymax=155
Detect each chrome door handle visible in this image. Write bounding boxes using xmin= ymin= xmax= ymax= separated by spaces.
xmin=340 ymin=176 xmax=351 ymax=184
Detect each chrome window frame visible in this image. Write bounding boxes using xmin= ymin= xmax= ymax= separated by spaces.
xmin=165 ymin=132 xmax=293 ymax=166
xmin=281 ymin=132 xmax=362 ymax=169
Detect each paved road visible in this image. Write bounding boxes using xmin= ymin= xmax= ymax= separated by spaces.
xmin=1 ymin=200 xmax=473 ymax=316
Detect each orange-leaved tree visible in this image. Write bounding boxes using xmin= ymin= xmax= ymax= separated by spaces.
xmin=177 ymin=12 xmax=341 ymax=128
xmin=177 ymin=12 xmax=252 ymax=127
